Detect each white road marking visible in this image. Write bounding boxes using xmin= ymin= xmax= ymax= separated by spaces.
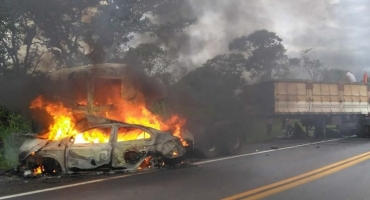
xmin=193 ymin=138 xmax=344 ymax=165
xmin=0 ymin=138 xmax=346 ymax=199
xmin=0 ymin=171 xmax=152 ymax=200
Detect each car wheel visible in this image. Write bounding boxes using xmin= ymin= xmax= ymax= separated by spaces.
xmin=148 ymin=156 xmax=164 ymax=169
xmin=43 ymin=158 xmax=62 ymax=175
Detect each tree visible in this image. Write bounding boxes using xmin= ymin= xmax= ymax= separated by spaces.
xmin=0 ymin=0 xmax=102 ymax=73
xmin=166 ymin=54 xmax=246 ymax=120
xmin=203 ymin=54 xmax=246 ymax=77
xmin=229 ymin=29 xmax=290 ymax=81
xmin=0 ymin=0 xmax=195 ymax=73
xmin=121 ymin=43 xmax=178 ymax=76
xmin=294 ymin=49 xmax=325 ymax=81
xmin=320 ymin=68 xmax=346 ymax=83
xmin=27 ymin=0 xmax=101 ymax=68
xmin=0 ymin=1 xmax=42 ymax=75
xmin=84 ymin=0 xmax=195 ymax=64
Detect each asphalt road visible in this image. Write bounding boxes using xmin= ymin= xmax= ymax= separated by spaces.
xmin=1 ymin=137 xmax=370 ymax=200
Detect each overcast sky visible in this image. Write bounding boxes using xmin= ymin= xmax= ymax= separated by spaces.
xmin=170 ymin=0 xmax=370 ymax=79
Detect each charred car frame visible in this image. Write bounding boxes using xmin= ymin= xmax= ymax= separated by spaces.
xmin=17 ymin=121 xmax=190 ymax=176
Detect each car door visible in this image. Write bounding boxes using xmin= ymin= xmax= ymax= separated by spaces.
xmin=66 ymin=125 xmax=113 ymax=170
xmin=111 ymin=125 xmax=154 ymax=169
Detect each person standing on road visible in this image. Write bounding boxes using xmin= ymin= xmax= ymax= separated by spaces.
xmin=285 ymin=118 xmax=294 ymax=138
xmin=281 ymin=118 xmax=286 ymax=131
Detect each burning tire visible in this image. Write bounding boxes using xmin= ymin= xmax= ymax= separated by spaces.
xmin=42 ymin=158 xmax=63 ymax=175
xmin=18 ymin=157 xmax=62 ymax=177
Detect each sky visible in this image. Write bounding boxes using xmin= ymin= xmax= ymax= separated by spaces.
xmin=167 ymin=0 xmax=370 ymax=79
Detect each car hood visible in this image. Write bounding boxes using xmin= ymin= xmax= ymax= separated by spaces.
xmin=151 ymin=131 xmax=187 ymax=158
xmin=18 ymin=136 xmax=49 ymax=161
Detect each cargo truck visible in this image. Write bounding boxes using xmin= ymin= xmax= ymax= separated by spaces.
xmin=169 ymin=79 xmax=370 ymax=159
xmin=242 ymin=80 xmax=370 ymax=138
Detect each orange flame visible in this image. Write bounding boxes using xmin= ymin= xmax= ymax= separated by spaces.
xmin=33 ymin=166 xmax=43 ymax=175
xmin=104 ymin=92 xmax=188 ymax=145
xmin=30 ymin=91 xmax=188 ymax=146
xmin=31 ymin=96 xmax=77 ymax=141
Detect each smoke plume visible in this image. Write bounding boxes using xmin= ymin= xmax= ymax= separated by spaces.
xmin=135 ymin=0 xmax=370 ymax=79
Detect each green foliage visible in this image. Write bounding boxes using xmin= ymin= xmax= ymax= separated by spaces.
xmin=121 ymin=43 xmax=179 ymax=76
xmin=0 ymin=0 xmax=194 ymax=71
xmin=0 ymin=108 xmax=31 ymax=169
xmin=203 ymin=54 xmax=246 ymax=77
xmin=229 ymin=29 xmax=291 ymax=81
xmin=167 ymin=54 xmax=246 ymax=121
xmin=82 ymin=0 xmax=195 ymax=64
xmin=0 ymin=109 xmax=30 ymax=135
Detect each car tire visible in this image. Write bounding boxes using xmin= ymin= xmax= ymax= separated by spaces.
xmin=42 ymin=158 xmax=62 ymax=175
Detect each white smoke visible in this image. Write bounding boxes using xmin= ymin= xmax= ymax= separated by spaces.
xmin=160 ymin=0 xmax=368 ymax=79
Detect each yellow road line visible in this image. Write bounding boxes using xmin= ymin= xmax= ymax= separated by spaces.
xmin=222 ymin=151 xmax=370 ymax=200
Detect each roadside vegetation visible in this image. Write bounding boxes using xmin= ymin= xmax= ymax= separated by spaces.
xmin=0 ymin=108 xmax=31 ymax=169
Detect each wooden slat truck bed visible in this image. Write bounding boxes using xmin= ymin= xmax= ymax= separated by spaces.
xmin=243 ymin=80 xmax=369 ymax=116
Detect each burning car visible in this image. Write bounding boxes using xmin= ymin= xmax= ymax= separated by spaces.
xmin=18 ymin=116 xmax=189 ymax=176
xmin=16 ymin=63 xmax=194 ymax=176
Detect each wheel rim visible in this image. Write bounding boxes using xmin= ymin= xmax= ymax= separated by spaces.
xmin=208 ymin=142 xmax=216 ymax=152
xmin=232 ymin=138 xmax=240 ymax=149
xmin=227 ymin=132 xmax=241 ymax=149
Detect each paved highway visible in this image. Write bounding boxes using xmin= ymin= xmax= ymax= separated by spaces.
xmin=1 ymin=137 xmax=370 ymax=200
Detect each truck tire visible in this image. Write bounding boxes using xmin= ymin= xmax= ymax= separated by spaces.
xmin=223 ymin=127 xmax=243 ymax=155
xmin=198 ymin=135 xmax=220 ymax=159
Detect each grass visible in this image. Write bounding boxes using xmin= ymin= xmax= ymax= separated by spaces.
xmin=1 ymin=134 xmax=26 ymax=169
xmin=0 ymin=110 xmax=31 ymax=169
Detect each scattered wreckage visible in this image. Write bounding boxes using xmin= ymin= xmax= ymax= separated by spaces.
xmin=17 ymin=116 xmax=192 ymax=177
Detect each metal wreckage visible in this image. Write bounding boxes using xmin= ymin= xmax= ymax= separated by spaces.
xmin=18 ymin=115 xmax=192 ymax=176
xmin=17 ymin=64 xmax=194 ymax=177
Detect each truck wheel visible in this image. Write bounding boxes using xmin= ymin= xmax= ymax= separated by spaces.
xmin=224 ymin=130 xmax=243 ymax=155
xmin=199 ymin=137 xmax=220 ymax=159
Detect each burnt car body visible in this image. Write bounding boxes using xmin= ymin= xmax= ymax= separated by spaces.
xmin=18 ymin=121 xmax=188 ymax=175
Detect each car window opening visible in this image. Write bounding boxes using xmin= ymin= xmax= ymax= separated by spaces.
xmin=74 ymin=127 xmax=111 ymax=144
xmin=117 ymin=127 xmax=151 ymax=142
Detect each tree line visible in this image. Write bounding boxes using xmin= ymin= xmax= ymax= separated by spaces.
xmin=0 ymin=0 xmax=346 ymax=81
xmin=0 ymin=0 xmax=348 ymax=119
xmin=0 ymin=0 xmax=194 ymax=75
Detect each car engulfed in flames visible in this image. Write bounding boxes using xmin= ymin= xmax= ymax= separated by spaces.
xmin=17 ymin=63 xmax=195 ymax=176
xmin=17 ymin=117 xmax=191 ymax=176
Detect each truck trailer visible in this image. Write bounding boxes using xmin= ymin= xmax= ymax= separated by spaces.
xmin=242 ymin=80 xmax=370 ymax=138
